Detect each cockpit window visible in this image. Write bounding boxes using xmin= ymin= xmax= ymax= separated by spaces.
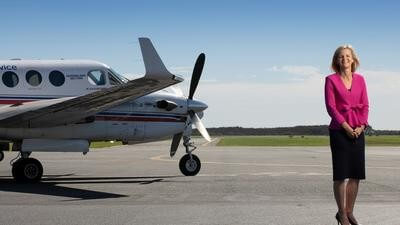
xmin=108 ymin=72 xmax=121 ymax=85
xmin=108 ymin=69 xmax=129 ymax=84
xmin=87 ymin=70 xmax=106 ymax=86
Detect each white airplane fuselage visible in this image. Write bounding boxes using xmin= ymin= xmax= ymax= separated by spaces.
xmin=0 ymin=38 xmax=208 ymax=182
xmin=0 ymin=60 xmax=188 ymax=150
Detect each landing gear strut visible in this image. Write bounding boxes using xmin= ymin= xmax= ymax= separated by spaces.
xmin=179 ymin=118 xmax=201 ymax=176
xmin=11 ymin=153 xmax=43 ymax=183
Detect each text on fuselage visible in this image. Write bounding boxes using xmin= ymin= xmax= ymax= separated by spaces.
xmin=0 ymin=65 xmax=17 ymax=70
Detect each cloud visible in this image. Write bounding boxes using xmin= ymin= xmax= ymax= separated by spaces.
xmin=184 ymin=70 xmax=327 ymax=128
xmin=359 ymin=70 xmax=400 ymax=130
xmin=169 ymin=66 xmax=192 ymax=77
xmin=268 ymin=65 xmax=321 ymax=76
xmin=192 ymin=68 xmax=400 ymax=130
xmin=267 ymin=65 xmax=322 ymax=81
xmin=124 ymin=66 xmax=193 ymax=80
xmin=122 ymin=67 xmax=400 ymax=130
xmin=124 ymin=73 xmax=142 ymax=80
xmin=361 ymin=70 xmax=400 ymax=94
xmin=145 ymin=64 xmax=317 ymax=127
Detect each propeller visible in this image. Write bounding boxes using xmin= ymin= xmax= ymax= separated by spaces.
xmin=189 ymin=53 xmax=205 ymax=100
xmin=170 ymin=53 xmax=211 ymax=157
xmin=191 ymin=112 xmax=211 ymax=142
xmin=170 ymin=132 xmax=183 ymax=157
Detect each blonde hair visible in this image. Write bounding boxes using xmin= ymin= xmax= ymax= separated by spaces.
xmin=331 ymin=44 xmax=360 ymax=73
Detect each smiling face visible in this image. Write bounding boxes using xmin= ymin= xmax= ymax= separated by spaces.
xmin=337 ymin=48 xmax=354 ymax=72
xmin=331 ymin=45 xmax=360 ymax=73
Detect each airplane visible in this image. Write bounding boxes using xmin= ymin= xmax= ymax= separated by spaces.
xmin=0 ymin=37 xmax=211 ymax=183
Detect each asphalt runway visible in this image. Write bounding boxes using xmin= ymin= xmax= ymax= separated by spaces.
xmin=1 ymin=139 xmax=400 ymax=225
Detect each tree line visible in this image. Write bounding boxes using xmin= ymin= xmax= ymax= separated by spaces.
xmin=193 ymin=125 xmax=400 ymax=136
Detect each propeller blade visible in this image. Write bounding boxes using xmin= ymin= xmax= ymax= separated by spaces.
xmin=189 ymin=53 xmax=205 ymax=100
xmin=192 ymin=113 xmax=211 ymax=142
xmin=170 ymin=132 xmax=183 ymax=157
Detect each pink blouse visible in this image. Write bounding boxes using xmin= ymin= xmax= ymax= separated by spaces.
xmin=324 ymin=73 xmax=369 ymax=130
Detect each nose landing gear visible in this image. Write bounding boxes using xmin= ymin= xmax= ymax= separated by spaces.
xmin=179 ymin=136 xmax=201 ymax=176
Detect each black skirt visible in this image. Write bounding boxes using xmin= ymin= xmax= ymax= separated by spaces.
xmin=329 ymin=129 xmax=365 ymax=181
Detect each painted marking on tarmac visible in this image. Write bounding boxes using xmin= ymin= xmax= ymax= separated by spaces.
xmin=150 ymin=154 xmax=176 ymax=162
xmin=198 ymin=172 xmax=332 ymax=177
xmin=150 ymin=154 xmax=331 ymax=168
xmin=150 ymin=154 xmax=400 ymax=171
xmin=201 ymin=137 xmax=220 ymax=146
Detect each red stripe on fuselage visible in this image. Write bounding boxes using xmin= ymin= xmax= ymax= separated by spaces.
xmin=0 ymin=100 xmax=34 ymax=105
xmin=95 ymin=116 xmax=186 ymax=122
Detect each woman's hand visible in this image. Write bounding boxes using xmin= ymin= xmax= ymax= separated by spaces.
xmin=342 ymin=122 xmax=356 ymax=139
xmin=345 ymin=128 xmax=356 ymax=139
xmin=354 ymin=126 xmax=364 ymax=137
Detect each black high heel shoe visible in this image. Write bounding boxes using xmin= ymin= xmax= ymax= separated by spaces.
xmin=336 ymin=212 xmax=351 ymax=225
xmin=348 ymin=216 xmax=361 ymax=225
xmin=335 ymin=212 xmax=342 ymax=225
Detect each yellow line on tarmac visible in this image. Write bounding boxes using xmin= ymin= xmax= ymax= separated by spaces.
xmin=150 ymin=154 xmax=400 ymax=170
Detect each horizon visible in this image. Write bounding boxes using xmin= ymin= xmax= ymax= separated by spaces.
xmin=205 ymin=125 xmax=399 ymax=131
xmin=1 ymin=1 xmax=399 ymax=130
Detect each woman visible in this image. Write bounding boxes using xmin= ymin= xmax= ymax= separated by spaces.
xmin=324 ymin=45 xmax=369 ymax=225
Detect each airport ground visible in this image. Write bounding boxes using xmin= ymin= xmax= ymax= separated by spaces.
xmin=1 ymin=139 xmax=400 ymax=225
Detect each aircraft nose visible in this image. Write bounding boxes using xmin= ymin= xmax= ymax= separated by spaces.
xmin=187 ymin=99 xmax=208 ymax=112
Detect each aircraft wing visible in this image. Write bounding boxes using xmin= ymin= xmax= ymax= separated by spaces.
xmin=0 ymin=38 xmax=183 ymax=128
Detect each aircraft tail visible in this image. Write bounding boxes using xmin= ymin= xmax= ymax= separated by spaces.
xmin=139 ymin=37 xmax=183 ymax=81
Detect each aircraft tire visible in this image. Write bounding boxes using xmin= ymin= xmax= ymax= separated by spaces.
xmin=12 ymin=158 xmax=43 ymax=183
xmin=0 ymin=151 xmax=4 ymax=162
xmin=179 ymin=154 xmax=201 ymax=176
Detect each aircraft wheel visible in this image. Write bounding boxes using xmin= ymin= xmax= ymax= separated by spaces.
xmin=0 ymin=151 xmax=4 ymax=162
xmin=179 ymin=154 xmax=201 ymax=176
xmin=12 ymin=158 xmax=43 ymax=183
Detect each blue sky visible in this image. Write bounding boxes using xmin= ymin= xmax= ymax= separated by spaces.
xmin=1 ymin=1 xmax=400 ymax=129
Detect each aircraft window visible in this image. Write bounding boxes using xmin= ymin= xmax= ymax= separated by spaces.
xmin=108 ymin=72 xmax=120 ymax=85
xmin=87 ymin=70 xmax=106 ymax=86
xmin=2 ymin=71 xmax=19 ymax=88
xmin=108 ymin=69 xmax=129 ymax=83
xmin=49 ymin=70 xmax=65 ymax=87
xmin=26 ymin=70 xmax=42 ymax=86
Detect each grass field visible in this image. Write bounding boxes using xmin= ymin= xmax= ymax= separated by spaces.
xmin=90 ymin=136 xmax=400 ymax=148
xmin=217 ymin=135 xmax=400 ymax=146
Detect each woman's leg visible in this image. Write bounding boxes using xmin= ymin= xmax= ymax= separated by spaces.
xmin=346 ymin=179 xmax=360 ymax=223
xmin=334 ymin=180 xmax=350 ymax=224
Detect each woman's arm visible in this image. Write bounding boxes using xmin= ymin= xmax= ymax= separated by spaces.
xmin=324 ymin=77 xmax=346 ymax=125
xmin=359 ymin=76 xmax=369 ymax=126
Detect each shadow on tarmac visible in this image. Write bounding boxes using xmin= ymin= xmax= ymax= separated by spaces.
xmin=0 ymin=174 xmax=181 ymax=200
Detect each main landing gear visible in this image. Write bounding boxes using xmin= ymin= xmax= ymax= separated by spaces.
xmin=11 ymin=152 xmax=43 ymax=183
xmin=0 ymin=151 xmax=4 ymax=162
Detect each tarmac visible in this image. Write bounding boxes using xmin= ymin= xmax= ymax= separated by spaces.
xmin=1 ymin=138 xmax=400 ymax=225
